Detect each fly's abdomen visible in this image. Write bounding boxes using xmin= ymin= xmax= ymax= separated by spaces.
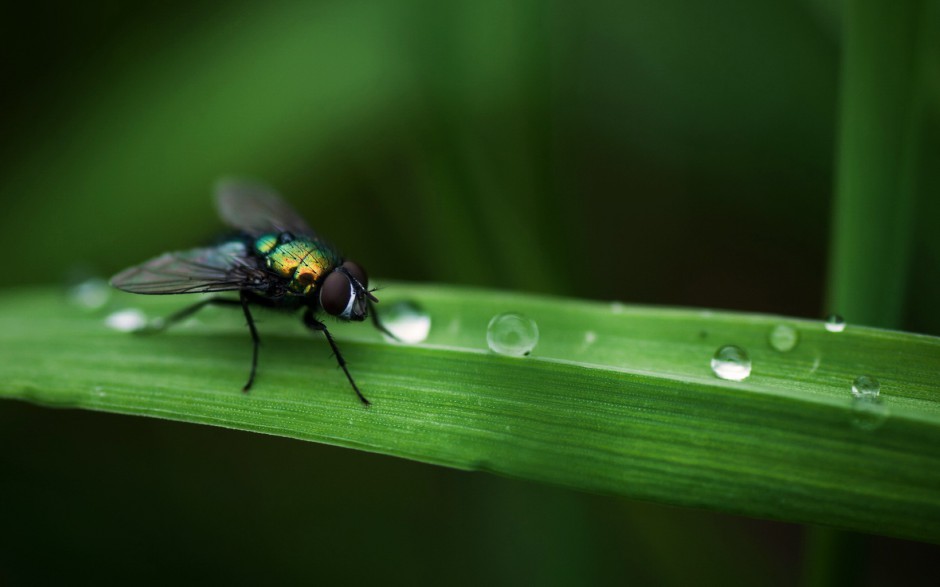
xmin=256 ymin=235 xmax=337 ymax=295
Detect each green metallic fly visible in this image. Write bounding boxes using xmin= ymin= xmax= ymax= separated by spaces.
xmin=111 ymin=179 xmax=394 ymax=405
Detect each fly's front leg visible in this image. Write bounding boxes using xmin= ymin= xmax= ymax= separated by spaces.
xmin=368 ymin=299 xmax=399 ymax=342
xmin=303 ymin=308 xmax=370 ymax=406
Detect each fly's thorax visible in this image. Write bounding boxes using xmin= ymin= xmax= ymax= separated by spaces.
xmin=254 ymin=234 xmax=279 ymax=255
xmin=255 ymin=234 xmax=338 ymax=295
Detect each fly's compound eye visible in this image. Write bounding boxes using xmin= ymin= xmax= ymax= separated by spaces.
xmin=320 ymin=271 xmax=354 ymax=317
xmin=341 ymin=261 xmax=368 ymax=290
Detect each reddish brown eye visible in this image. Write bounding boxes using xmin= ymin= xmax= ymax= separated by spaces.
xmin=319 ymin=271 xmax=351 ymax=316
xmin=341 ymin=261 xmax=368 ymax=289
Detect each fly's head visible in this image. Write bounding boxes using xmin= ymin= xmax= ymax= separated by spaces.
xmin=319 ymin=261 xmax=376 ymax=321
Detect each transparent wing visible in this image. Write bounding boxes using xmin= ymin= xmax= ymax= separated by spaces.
xmin=214 ymin=178 xmax=314 ymax=237
xmin=110 ymin=242 xmax=269 ymax=295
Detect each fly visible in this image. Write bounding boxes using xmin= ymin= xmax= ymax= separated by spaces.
xmin=110 ymin=179 xmax=395 ymax=406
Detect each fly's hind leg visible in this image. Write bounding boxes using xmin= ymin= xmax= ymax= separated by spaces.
xmin=238 ymin=291 xmax=261 ymax=392
xmin=303 ymin=308 xmax=370 ymax=406
xmin=140 ymin=297 xmax=242 ymax=333
xmin=142 ymin=291 xmax=261 ymax=393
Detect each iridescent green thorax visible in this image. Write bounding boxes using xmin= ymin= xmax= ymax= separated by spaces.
xmin=255 ymin=234 xmax=339 ymax=295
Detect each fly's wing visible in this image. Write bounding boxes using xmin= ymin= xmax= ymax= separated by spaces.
xmin=111 ymin=241 xmax=268 ymax=294
xmin=214 ymin=179 xmax=315 ymax=237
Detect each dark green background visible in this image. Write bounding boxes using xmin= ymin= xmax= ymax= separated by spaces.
xmin=1 ymin=0 xmax=937 ymax=584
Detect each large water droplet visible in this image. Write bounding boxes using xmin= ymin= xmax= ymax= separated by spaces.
xmin=710 ymin=345 xmax=752 ymax=381
xmin=105 ymin=309 xmax=147 ymax=332
xmin=769 ymin=324 xmax=799 ymax=352
xmin=824 ymin=314 xmax=846 ymax=332
xmin=381 ymin=301 xmax=431 ymax=343
xmin=68 ymin=277 xmax=111 ymax=310
xmin=487 ymin=312 xmax=539 ymax=357
xmin=851 ymin=375 xmax=880 ymax=399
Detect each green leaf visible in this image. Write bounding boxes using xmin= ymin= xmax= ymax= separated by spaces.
xmin=1 ymin=283 xmax=938 ymax=542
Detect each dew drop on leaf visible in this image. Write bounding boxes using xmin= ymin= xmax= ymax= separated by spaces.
xmin=851 ymin=375 xmax=880 ymax=399
xmin=769 ymin=324 xmax=799 ymax=352
xmin=825 ymin=314 xmax=846 ymax=333
xmin=68 ymin=278 xmax=111 ymax=310
xmin=105 ymin=309 xmax=148 ymax=332
xmin=711 ymin=345 xmax=752 ymax=381
xmin=487 ymin=312 xmax=539 ymax=357
xmin=381 ymin=301 xmax=431 ymax=343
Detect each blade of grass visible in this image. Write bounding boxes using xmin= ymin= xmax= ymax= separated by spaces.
xmin=1 ymin=283 xmax=938 ymax=542
xmin=826 ymin=0 xmax=925 ymax=329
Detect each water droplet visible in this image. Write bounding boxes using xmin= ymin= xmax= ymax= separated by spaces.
xmin=824 ymin=314 xmax=846 ymax=332
xmin=578 ymin=330 xmax=597 ymax=352
xmin=851 ymin=375 xmax=880 ymax=399
xmin=381 ymin=301 xmax=431 ymax=343
xmin=710 ymin=345 xmax=752 ymax=381
xmin=769 ymin=324 xmax=799 ymax=352
xmin=610 ymin=302 xmax=625 ymax=314
xmin=105 ymin=309 xmax=147 ymax=332
xmin=67 ymin=278 xmax=111 ymax=310
xmin=849 ymin=376 xmax=886 ymax=430
xmin=486 ymin=312 xmax=539 ymax=357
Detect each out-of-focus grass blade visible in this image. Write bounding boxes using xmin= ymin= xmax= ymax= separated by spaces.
xmin=1 ymin=283 xmax=938 ymax=541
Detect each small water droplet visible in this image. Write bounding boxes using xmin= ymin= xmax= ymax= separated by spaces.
xmin=610 ymin=302 xmax=625 ymax=314
xmin=824 ymin=314 xmax=846 ymax=332
xmin=381 ymin=301 xmax=431 ymax=343
xmin=93 ymin=386 xmax=107 ymax=398
xmin=577 ymin=330 xmax=597 ymax=352
xmin=68 ymin=278 xmax=111 ymax=310
xmin=851 ymin=375 xmax=880 ymax=399
xmin=849 ymin=376 xmax=886 ymax=430
xmin=769 ymin=324 xmax=799 ymax=352
xmin=105 ymin=309 xmax=148 ymax=332
xmin=487 ymin=312 xmax=539 ymax=357
xmin=710 ymin=345 xmax=752 ymax=381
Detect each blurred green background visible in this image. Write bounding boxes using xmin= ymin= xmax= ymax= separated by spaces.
xmin=1 ymin=0 xmax=938 ymax=584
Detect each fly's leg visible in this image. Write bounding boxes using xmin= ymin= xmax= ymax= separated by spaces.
xmin=141 ymin=292 xmax=261 ymax=393
xmin=239 ymin=291 xmax=261 ymax=392
xmin=140 ymin=297 xmax=242 ymax=333
xmin=368 ymin=299 xmax=399 ymax=342
xmin=303 ymin=308 xmax=371 ymax=406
